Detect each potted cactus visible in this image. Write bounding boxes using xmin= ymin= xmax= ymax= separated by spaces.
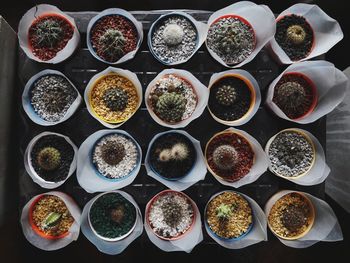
xmin=272 ymin=72 xmax=317 ymax=120
xmin=205 ymin=191 xmax=253 ymax=240
xmin=206 ymin=15 xmax=256 ymax=66
xmin=207 ymin=71 xmax=259 ymax=126
xmin=25 ymin=132 xmax=77 ymax=188
xmin=87 ymin=9 xmax=143 ymax=64
xmin=275 ymin=14 xmax=314 ymax=61
xmin=205 ymin=130 xmax=255 ymax=182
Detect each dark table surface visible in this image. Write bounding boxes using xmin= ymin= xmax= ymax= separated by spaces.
xmin=0 ymin=1 xmax=349 ymax=263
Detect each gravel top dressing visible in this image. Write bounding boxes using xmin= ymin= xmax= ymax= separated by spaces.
xmin=92 ymin=133 xmax=139 ymax=180
xmin=208 ymin=75 xmax=252 ymax=121
xmin=268 ymin=130 xmax=314 ymax=178
xmin=30 ymin=134 xmax=75 ymax=182
xmin=89 ymin=193 xmax=137 ymax=239
xmin=148 ymin=191 xmax=194 ymax=239
xmin=149 ymin=132 xmax=196 ymax=180
xmin=207 ymin=16 xmax=255 ymax=65
xmin=150 ymin=15 xmax=197 ymax=64
xmin=275 ymin=14 xmax=314 ymax=61
xmin=268 ymin=192 xmax=314 ymax=239
xmin=206 ymin=191 xmax=252 ymax=239
xmin=30 ymin=74 xmax=78 ymax=122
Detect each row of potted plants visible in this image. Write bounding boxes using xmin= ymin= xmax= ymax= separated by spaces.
xmin=18 ymin=3 xmax=342 ymax=66
xmin=22 ymin=63 xmax=348 ymax=129
xmin=24 ymin=127 xmax=329 ymax=192
xmin=22 ymin=189 xmax=323 ymax=252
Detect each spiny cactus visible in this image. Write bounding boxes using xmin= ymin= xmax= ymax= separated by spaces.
xmin=216 ymin=203 xmax=233 ymax=220
xmin=100 ymin=141 xmax=126 ymax=166
xmin=110 ymin=205 xmax=125 ymax=224
xmin=281 ymin=204 xmax=308 ymax=232
xmin=163 ymin=24 xmax=184 ymax=46
xmin=41 ymin=212 xmax=62 ymax=230
xmin=276 ymin=140 xmax=304 ymax=168
xmin=286 ymin=25 xmax=306 ymax=45
xmin=159 ymin=149 xmax=172 ymax=162
xmin=170 ymin=143 xmax=189 ymax=161
xmin=213 ymin=145 xmax=239 ymax=170
xmin=37 ymin=147 xmax=61 ymax=171
xmin=217 ymin=23 xmax=248 ymax=54
xmin=99 ymin=29 xmax=126 ymax=60
xmin=155 ymin=92 xmax=187 ymax=123
xmin=215 ymin=85 xmax=237 ymax=106
xmin=274 ymin=81 xmax=309 ymax=115
xmin=161 ymin=201 xmax=183 ymax=227
xmin=31 ymin=18 xmax=64 ymax=48
xmin=103 ymin=87 xmax=129 ymax=111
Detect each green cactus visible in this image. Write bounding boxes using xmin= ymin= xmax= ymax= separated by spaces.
xmin=212 ymin=145 xmax=239 ymax=170
xmin=37 ymin=147 xmax=61 ymax=171
xmin=100 ymin=141 xmax=126 ymax=166
xmin=103 ymin=87 xmax=129 ymax=111
xmin=99 ymin=29 xmax=126 ymax=60
xmin=274 ymin=81 xmax=308 ymax=114
xmin=286 ymin=25 xmax=306 ymax=45
xmin=217 ymin=23 xmax=248 ymax=54
xmin=215 ymin=85 xmax=237 ymax=106
xmin=41 ymin=212 xmax=62 ymax=230
xmin=155 ymin=92 xmax=186 ymax=123
xmin=31 ymin=18 xmax=64 ymax=48
xmin=216 ymin=204 xmax=233 ymax=220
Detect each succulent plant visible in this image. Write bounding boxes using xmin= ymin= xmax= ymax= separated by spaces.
xmin=103 ymin=87 xmax=129 ymax=111
xmin=37 ymin=147 xmax=61 ymax=171
xmin=161 ymin=201 xmax=183 ymax=227
xmin=274 ymin=81 xmax=309 ymax=116
xmin=100 ymin=141 xmax=126 ymax=166
xmin=155 ymin=92 xmax=187 ymax=123
xmin=281 ymin=204 xmax=308 ymax=232
xmin=217 ymin=23 xmax=248 ymax=54
xmin=110 ymin=205 xmax=125 ymax=224
xmin=162 ymin=24 xmax=184 ymax=46
xmin=41 ymin=212 xmax=62 ymax=230
xmin=170 ymin=143 xmax=189 ymax=161
xmin=276 ymin=140 xmax=304 ymax=168
xmin=31 ymin=18 xmax=64 ymax=48
xmin=286 ymin=25 xmax=306 ymax=45
xmin=215 ymin=85 xmax=237 ymax=106
xmin=213 ymin=145 xmax=239 ymax=170
xmin=159 ymin=149 xmax=172 ymax=162
xmin=99 ymin=29 xmax=126 ymax=60
xmin=216 ymin=203 xmax=233 ymax=220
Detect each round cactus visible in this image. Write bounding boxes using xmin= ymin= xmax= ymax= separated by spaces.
xmin=161 ymin=201 xmax=183 ymax=227
xmin=37 ymin=147 xmax=62 ymax=171
xmin=163 ymin=24 xmax=185 ymax=46
xmin=217 ymin=23 xmax=248 ymax=54
xmin=274 ymin=81 xmax=308 ymax=114
xmin=215 ymin=85 xmax=237 ymax=106
xmin=170 ymin=143 xmax=189 ymax=161
xmin=98 ymin=29 xmax=126 ymax=60
xmin=216 ymin=203 xmax=233 ymax=220
xmin=110 ymin=205 xmax=125 ymax=224
xmin=31 ymin=18 xmax=64 ymax=48
xmin=286 ymin=25 xmax=306 ymax=45
xmin=103 ymin=87 xmax=129 ymax=111
xmin=159 ymin=149 xmax=172 ymax=162
xmin=100 ymin=141 xmax=126 ymax=166
xmin=155 ymin=92 xmax=187 ymax=123
xmin=212 ymin=145 xmax=239 ymax=170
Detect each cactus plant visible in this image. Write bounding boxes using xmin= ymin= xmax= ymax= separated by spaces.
xmin=161 ymin=201 xmax=183 ymax=227
xmin=162 ymin=24 xmax=184 ymax=46
xmin=213 ymin=145 xmax=239 ymax=170
xmin=215 ymin=85 xmax=237 ymax=106
xmin=217 ymin=23 xmax=248 ymax=54
xmin=98 ymin=29 xmax=126 ymax=60
xmin=30 ymin=18 xmax=64 ymax=48
xmin=216 ymin=203 xmax=232 ymax=220
xmin=41 ymin=212 xmax=62 ymax=230
xmin=281 ymin=204 xmax=308 ymax=232
xmin=170 ymin=143 xmax=189 ymax=161
xmin=103 ymin=87 xmax=129 ymax=111
xmin=37 ymin=147 xmax=61 ymax=171
xmin=155 ymin=92 xmax=187 ymax=123
xmin=100 ymin=141 xmax=126 ymax=166
xmin=110 ymin=205 xmax=125 ymax=224
xmin=159 ymin=149 xmax=172 ymax=162
xmin=286 ymin=25 xmax=306 ymax=45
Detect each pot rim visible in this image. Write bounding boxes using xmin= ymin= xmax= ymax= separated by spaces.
xmin=145 ymin=189 xmax=197 ymax=241
xmin=207 ymin=73 xmax=257 ymax=125
xmin=88 ymin=191 xmax=138 ymax=242
xmin=265 ymin=128 xmax=316 ymax=180
xmin=204 ymin=129 xmax=256 ymax=183
xmin=267 ymin=191 xmax=315 ymax=240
